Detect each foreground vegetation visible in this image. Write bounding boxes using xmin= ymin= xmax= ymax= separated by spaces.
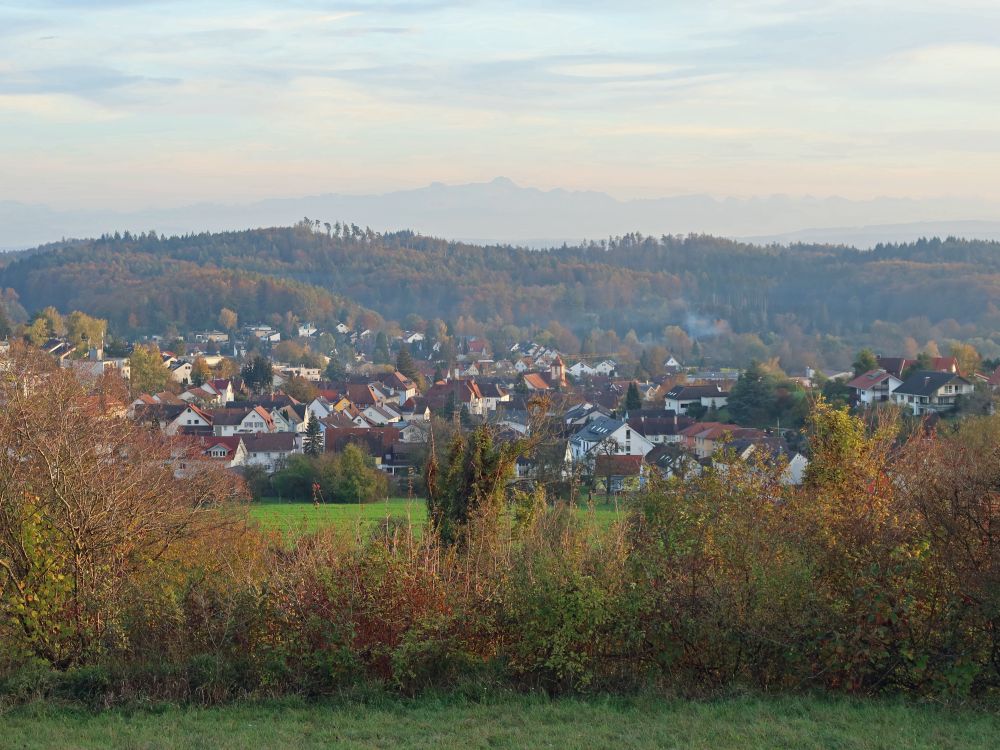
xmin=2 ymin=347 xmax=1000 ymax=711
xmin=5 ymin=693 xmax=999 ymax=750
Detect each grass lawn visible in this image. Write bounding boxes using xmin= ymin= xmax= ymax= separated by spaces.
xmin=249 ymin=497 xmax=628 ymax=536
xmin=3 ymin=693 xmax=998 ymax=749
xmin=249 ymin=497 xmax=428 ymax=535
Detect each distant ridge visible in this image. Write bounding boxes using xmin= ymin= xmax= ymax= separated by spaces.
xmin=3 ymin=178 xmax=1000 ymax=250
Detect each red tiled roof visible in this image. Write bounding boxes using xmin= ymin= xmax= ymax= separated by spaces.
xmin=594 ymin=455 xmax=643 ymax=476
xmin=846 ymin=369 xmax=895 ymax=390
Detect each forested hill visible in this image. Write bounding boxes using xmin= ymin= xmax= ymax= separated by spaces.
xmin=2 ymin=224 xmax=1000 ymax=362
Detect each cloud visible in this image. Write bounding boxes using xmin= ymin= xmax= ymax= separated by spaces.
xmin=0 ymin=65 xmax=178 ymax=103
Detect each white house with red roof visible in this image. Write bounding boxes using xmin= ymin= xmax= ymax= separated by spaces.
xmin=846 ymin=369 xmax=903 ymax=406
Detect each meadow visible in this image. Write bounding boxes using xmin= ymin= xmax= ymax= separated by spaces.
xmin=248 ymin=497 xmax=627 ymax=536
xmin=5 ymin=693 xmax=999 ymax=750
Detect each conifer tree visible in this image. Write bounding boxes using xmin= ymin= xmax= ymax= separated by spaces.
xmin=304 ymin=413 xmax=323 ymax=456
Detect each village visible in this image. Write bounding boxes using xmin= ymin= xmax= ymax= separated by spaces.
xmin=4 ymin=313 xmax=990 ymax=502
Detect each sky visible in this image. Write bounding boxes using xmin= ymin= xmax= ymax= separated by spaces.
xmin=3 ymin=0 xmax=1000 ymax=211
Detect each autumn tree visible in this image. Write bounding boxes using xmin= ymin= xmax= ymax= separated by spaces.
xmin=949 ymin=341 xmax=981 ymax=376
xmin=218 ymin=307 xmax=238 ymax=332
xmin=283 ymin=375 xmax=318 ymax=404
xmin=65 ymin=311 xmax=107 ymax=351
xmin=852 ymin=347 xmax=878 ymax=375
xmin=191 ymin=356 xmax=212 ymax=386
xmin=128 ymin=343 xmax=171 ymax=394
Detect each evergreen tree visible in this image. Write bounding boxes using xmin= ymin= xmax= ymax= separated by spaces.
xmin=373 ymin=331 xmax=391 ymax=364
xmin=396 ymin=344 xmax=419 ymax=380
xmin=441 ymin=391 xmax=457 ymax=421
xmin=425 ymin=427 xmax=526 ymax=545
xmin=304 ymin=413 xmax=323 ymax=456
xmin=624 ymin=381 xmax=643 ymax=412
xmin=324 ymin=354 xmax=346 ymax=381
xmin=728 ymin=360 xmax=776 ymax=427
xmin=241 ymin=354 xmax=273 ymax=395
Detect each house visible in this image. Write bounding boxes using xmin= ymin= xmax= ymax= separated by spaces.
xmin=278 ymin=366 xmax=322 ymax=382
xmin=399 ymin=397 xmax=432 ymax=422
xmin=593 ymin=455 xmax=645 ymax=494
xmin=180 ymin=378 xmax=234 ymax=407
xmin=362 ymin=403 xmax=402 ymax=426
xmin=325 ymin=426 xmax=401 ymax=471
xmin=680 ymin=422 xmax=765 ymax=459
xmin=242 ymin=432 xmax=301 ymax=473
xmin=376 ymin=371 xmax=418 ymax=403
xmin=644 ymin=443 xmax=702 ymax=480
xmin=298 ymin=323 xmax=318 ymax=338
xmin=891 ymin=370 xmax=974 ymax=415
xmin=247 ymin=325 xmax=281 ymax=343
xmin=425 ymin=379 xmax=487 ymax=416
xmin=718 ymin=437 xmax=809 ymax=486
xmin=664 ymin=384 xmax=729 ymax=414
xmin=514 ymin=357 xmax=533 ymax=373
xmin=563 ymin=401 xmax=613 ymax=427
xmin=568 ymin=361 xmax=596 ymax=378
xmin=846 ymin=369 xmax=903 ymax=406
xmin=522 ymin=357 xmax=569 ymax=392
xmin=198 ymin=435 xmax=247 ymax=468
xmin=396 ymin=420 xmax=429 ymax=443
xmin=478 ymin=382 xmax=510 ymax=411
xmin=567 ymin=416 xmax=655 ymax=464
xmin=169 ymin=361 xmax=194 ymax=384
xmin=211 ymin=406 xmax=276 ymax=436
xmin=193 ymin=331 xmax=230 ymax=344
xmin=627 ymin=410 xmax=693 ymax=444
xmin=335 ymin=322 xmax=350 ymax=335
xmin=593 ymin=360 xmax=617 ymax=376
xmin=877 ymin=355 xmax=960 ymax=379
xmin=150 ymin=403 xmax=214 ymax=436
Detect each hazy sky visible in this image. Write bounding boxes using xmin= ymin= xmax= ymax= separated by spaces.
xmin=3 ymin=0 xmax=1000 ymax=210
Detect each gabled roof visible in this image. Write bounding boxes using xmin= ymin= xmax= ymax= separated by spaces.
xmin=894 ymin=370 xmax=972 ymax=397
xmin=345 ymin=383 xmax=384 ymax=406
xmin=628 ymin=413 xmax=693 ymax=437
xmin=242 ymin=432 xmax=297 ymax=453
xmin=199 ymin=435 xmax=243 ymax=459
xmin=665 ymin=384 xmax=728 ymax=400
xmin=209 ymin=405 xmax=273 ymax=427
xmin=878 ymin=355 xmax=960 ymax=378
xmin=571 ymin=416 xmax=626 ymax=444
xmin=522 ymin=372 xmax=551 ymax=390
xmin=846 ymin=369 xmax=899 ymax=390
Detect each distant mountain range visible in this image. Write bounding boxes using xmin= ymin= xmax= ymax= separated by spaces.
xmin=4 ymin=177 xmax=1000 ymax=250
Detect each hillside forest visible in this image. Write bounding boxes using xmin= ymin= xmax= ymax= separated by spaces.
xmin=2 ymin=221 xmax=1000 ymax=371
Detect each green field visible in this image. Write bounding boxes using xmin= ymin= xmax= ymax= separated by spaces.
xmin=3 ymin=693 xmax=998 ymax=749
xmin=249 ymin=497 xmax=628 ymax=536
xmin=249 ymin=497 xmax=428 ymax=535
